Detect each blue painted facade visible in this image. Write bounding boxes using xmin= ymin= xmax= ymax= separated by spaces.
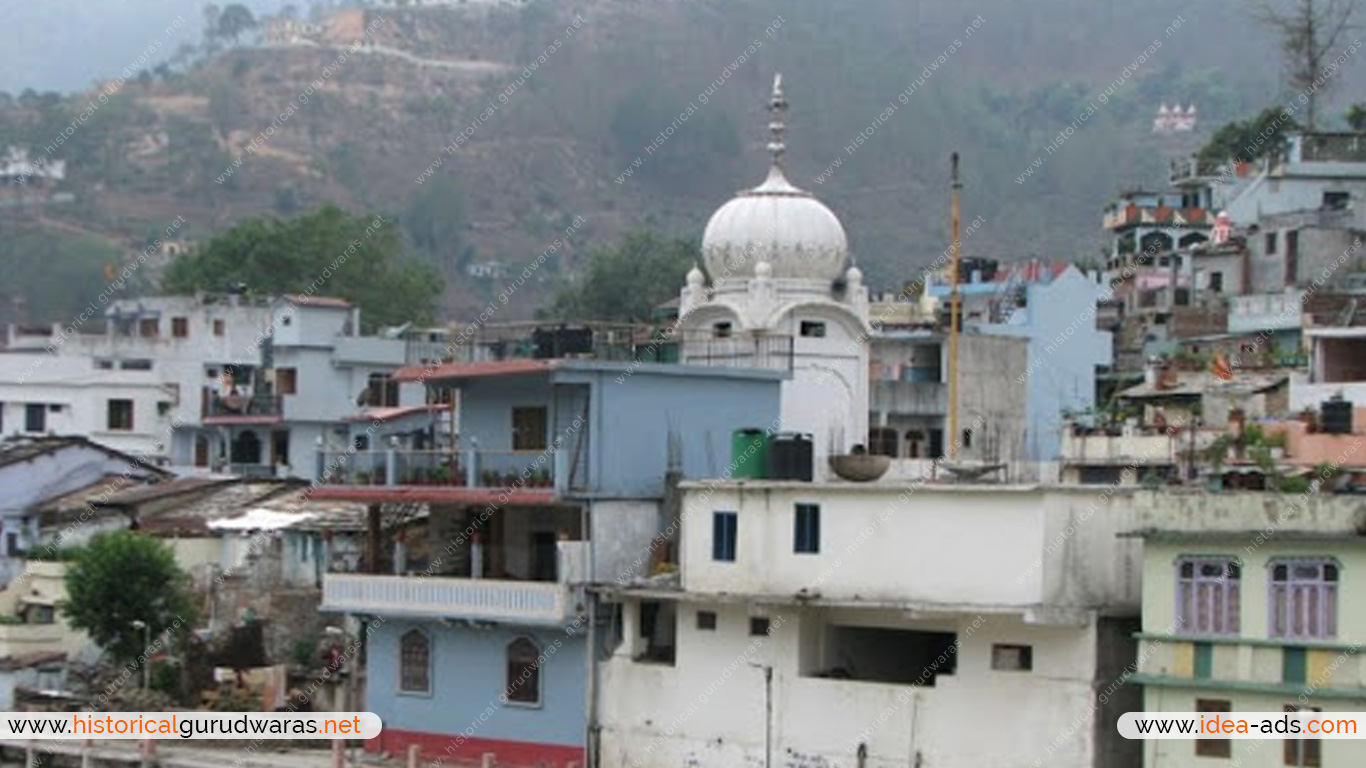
xmin=455 ymin=362 xmax=785 ymax=497
xmin=928 ymin=267 xmax=1111 ymax=460
xmin=357 ymin=362 xmax=785 ymax=762
xmin=367 ymin=619 xmax=590 ymax=751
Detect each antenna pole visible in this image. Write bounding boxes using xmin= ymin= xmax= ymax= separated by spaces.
xmin=948 ymin=153 xmax=962 ymax=461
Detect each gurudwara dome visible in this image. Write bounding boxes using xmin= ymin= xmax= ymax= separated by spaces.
xmin=701 ymin=74 xmax=849 ymax=283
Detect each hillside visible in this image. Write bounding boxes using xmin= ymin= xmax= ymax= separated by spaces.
xmin=3 ymin=0 xmax=1364 ymax=325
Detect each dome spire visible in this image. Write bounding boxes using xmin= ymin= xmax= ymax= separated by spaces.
xmin=767 ymin=73 xmax=787 ymax=169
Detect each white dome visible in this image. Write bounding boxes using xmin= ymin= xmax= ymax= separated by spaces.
xmin=702 ymin=165 xmax=848 ymax=281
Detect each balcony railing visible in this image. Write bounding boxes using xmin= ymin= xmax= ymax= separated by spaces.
xmin=317 ymin=448 xmax=557 ymax=489
xmin=322 ymin=574 xmax=573 ymax=623
xmin=205 ymin=393 xmax=283 ymax=419
xmin=680 ymin=333 xmax=794 ymax=372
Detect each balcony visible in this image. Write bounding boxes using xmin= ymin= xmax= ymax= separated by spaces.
xmin=321 ymin=542 xmax=586 ymax=624
xmin=1062 ymin=427 xmax=1181 ymax=466
xmin=316 ymin=448 xmax=559 ymax=494
xmin=203 ymin=393 xmax=283 ymax=424
xmin=871 ymin=379 xmax=948 ymax=417
xmin=679 ymin=332 xmax=794 ymax=372
xmin=1135 ymin=634 xmax=1366 ymax=699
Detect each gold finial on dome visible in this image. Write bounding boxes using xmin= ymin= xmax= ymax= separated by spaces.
xmin=767 ymin=73 xmax=787 ymax=169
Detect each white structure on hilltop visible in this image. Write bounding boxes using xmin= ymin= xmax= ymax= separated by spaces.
xmin=1153 ymin=103 xmax=1197 ymax=133
xmin=678 ymin=75 xmax=870 ymax=468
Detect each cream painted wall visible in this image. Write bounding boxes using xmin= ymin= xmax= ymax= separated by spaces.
xmin=1143 ymin=686 xmax=1366 ymax=768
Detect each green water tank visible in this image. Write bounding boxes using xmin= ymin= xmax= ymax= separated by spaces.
xmin=732 ymin=428 xmax=770 ymax=479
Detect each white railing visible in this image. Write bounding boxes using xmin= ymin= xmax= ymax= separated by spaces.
xmin=321 ymin=573 xmax=571 ymax=624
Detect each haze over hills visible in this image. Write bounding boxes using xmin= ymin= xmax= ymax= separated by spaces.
xmin=3 ymin=0 xmax=1365 ymax=324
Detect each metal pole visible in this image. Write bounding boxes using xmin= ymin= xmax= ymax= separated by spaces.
xmin=764 ymin=665 xmax=773 ymax=768
xmin=947 ymin=152 xmax=962 ymax=461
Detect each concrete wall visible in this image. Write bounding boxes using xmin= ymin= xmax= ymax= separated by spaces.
xmin=984 ymin=267 xmax=1112 ymax=461
xmin=600 ymin=600 xmax=1107 ymax=768
xmin=0 ymin=354 xmax=177 ymax=458
xmin=679 ymin=484 xmax=1141 ymax=613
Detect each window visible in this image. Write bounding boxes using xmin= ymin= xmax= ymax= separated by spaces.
xmin=512 ymin=406 xmax=548 ymax=451
xmin=1176 ymin=558 xmax=1241 ymax=635
xmin=1266 ymin=231 xmax=1278 ymax=255
xmin=5 ymin=533 xmax=18 ymax=557
xmin=749 ymin=617 xmax=771 ymax=636
xmin=138 ymin=318 xmax=158 ymax=337
xmin=506 ymin=637 xmax=541 ymax=705
xmin=171 ymin=317 xmax=189 ymax=338
xmin=95 ymin=359 xmax=114 ymax=370
xmin=120 ymin=359 xmax=152 ymax=371
xmin=1269 ymin=559 xmax=1338 ymax=639
xmin=1209 ymin=272 xmax=1223 ymax=293
xmin=962 ymin=428 xmax=973 ymax=449
xmin=365 ymin=373 xmax=399 ymax=407
xmin=991 ymin=644 xmax=1033 ymax=671
xmin=1285 ymin=230 xmax=1299 ymax=284
xmin=275 ymin=368 xmax=297 ymax=395
xmin=713 ymin=321 xmax=732 ymax=339
xmin=213 ymin=319 xmax=225 ymax=337
xmin=1284 ymin=705 xmax=1322 ymax=767
xmin=696 ymin=610 xmax=717 ymax=631
xmin=24 ymin=404 xmax=45 ymax=433
xmin=1323 ymin=190 xmax=1350 ymax=210
xmin=399 ymin=629 xmax=430 ymax=693
xmin=1195 ymin=699 xmax=1232 ymax=757
xmin=794 ymin=503 xmax=820 ymax=554
xmin=637 ymin=601 xmax=676 ymax=664
xmin=712 ymin=512 xmax=737 ymax=562
xmin=868 ymin=428 xmax=898 ymax=457
xmin=106 ymin=399 xmax=134 ymax=431
xmin=799 ymin=321 xmax=827 ymax=338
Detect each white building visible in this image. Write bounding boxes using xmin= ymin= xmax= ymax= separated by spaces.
xmin=678 ymin=75 xmax=869 ymax=470
xmin=597 ymin=481 xmax=1144 ymax=768
xmin=2 ymin=294 xmax=443 ymax=478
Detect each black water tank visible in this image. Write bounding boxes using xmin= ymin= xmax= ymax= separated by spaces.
xmin=1322 ymin=399 xmax=1354 ymax=435
xmin=769 ymin=433 xmax=813 ymax=482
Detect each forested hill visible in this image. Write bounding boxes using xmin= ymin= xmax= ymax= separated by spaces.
xmin=3 ymin=0 xmax=1363 ymax=324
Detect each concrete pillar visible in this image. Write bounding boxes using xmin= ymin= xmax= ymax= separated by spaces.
xmin=407 ymin=744 xmax=421 ymax=768
xmin=23 ymin=742 xmax=33 ymax=768
xmin=466 ymin=448 xmax=478 ymax=487
xmin=332 ymin=738 xmax=345 ymax=768
xmin=482 ymin=752 xmax=497 ymax=768
xmin=366 ymin=504 xmax=382 ymax=574
xmin=385 ymin=445 xmax=398 ymax=485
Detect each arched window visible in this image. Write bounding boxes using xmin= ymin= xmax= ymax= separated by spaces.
xmin=399 ymin=629 xmax=430 ymax=693
xmin=506 ymin=637 xmax=541 ymax=705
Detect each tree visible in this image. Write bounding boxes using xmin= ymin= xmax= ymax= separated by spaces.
xmin=162 ymin=205 xmax=444 ymax=330
xmin=216 ymin=4 xmax=258 ymax=45
xmin=62 ymin=532 xmax=195 ymax=666
xmin=1254 ymin=0 xmax=1358 ymax=129
xmin=1196 ymin=106 xmax=1301 ymax=166
xmin=542 ymin=232 xmax=698 ymax=323
xmin=1347 ymin=103 xmax=1366 ymax=129
xmin=201 ymin=4 xmax=223 ymax=53
xmin=402 ymin=174 xmax=468 ymax=270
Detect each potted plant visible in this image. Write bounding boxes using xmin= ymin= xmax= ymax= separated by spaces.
xmin=355 ymin=470 xmax=372 ymax=485
xmin=430 ymin=466 xmax=451 ymax=486
xmin=533 ymin=469 xmax=551 ymax=487
xmin=480 ymin=469 xmax=499 ymax=487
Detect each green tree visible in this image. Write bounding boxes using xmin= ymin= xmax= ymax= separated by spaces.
xmin=1347 ymin=103 xmax=1366 ymax=129
xmin=542 ymin=232 xmax=698 ymax=322
xmin=217 ymin=4 xmax=258 ymax=44
xmin=1197 ymin=106 xmax=1301 ymax=166
xmin=402 ymin=174 xmax=468 ymax=270
xmin=162 ymin=205 xmax=444 ymax=329
xmin=61 ymin=532 xmax=195 ymax=666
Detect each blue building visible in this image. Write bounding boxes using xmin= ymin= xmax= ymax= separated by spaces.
xmin=927 ymin=263 xmax=1112 ymax=460
xmin=314 ymin=342 xmax=784 ymax=765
